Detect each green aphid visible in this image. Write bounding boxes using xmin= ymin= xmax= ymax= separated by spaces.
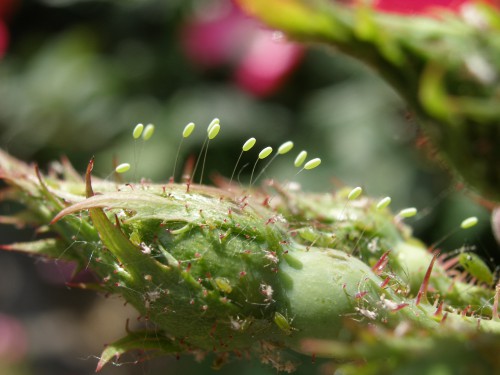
xmin=273 ymin=312 xmax=294 ymax=335
xmin=214 ymin=277 xmax=233 ymax=294
xmin=458 ymin=252 xmax=494 ymax=286
xmin=297 ymin=227 xmax=336 ymax=247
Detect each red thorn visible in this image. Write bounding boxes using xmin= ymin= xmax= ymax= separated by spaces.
xmin=440 ymin=312 xmax=448 ymax=325
xmin=114 ymin=214 xmax=122 ymax=229
xmin=125 ymin=318 xmax=131 ymax=333
xmin=34 ymin=164 xmax=45 ymax=187
xmin=262 ymin=196 xmax=271 ymax=207
xmin=380 ymin=276 xmax=391 ymax=289
xmin=392 ymin=303 xmax=409 ymax=312
xmin=265 ymin=217 xmax=275 ymax=225
xmin=461 ymin=305 xmax=471 ymax=317
xmin=210 ymin=322 xmax=217 ymax=337
xmin=416 ymin=251 xmax=440 ymax=306
xmin=372 ymin=250 xmax=391 ymax=275
xmin=434 ymin=300 xmax=444 ymax=316
xmin=85 ymin=157 xmax=95 ymax=199
xmin=355 ymin=291 xmax=368 ymax=299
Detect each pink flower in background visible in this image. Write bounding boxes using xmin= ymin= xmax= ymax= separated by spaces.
xmin=0 ymin=21 xmax=8 ymax=58
xmin=182 ymin=0 xmax=303 ymax=97
xmin=0 ymin=0 xmax=20 ymax=59
xmin=372 ymin=0 xmax=499 ymax=14
xmin=0 ymin=313 xmax=28 ymax=363
xmin=235 ymin=30 xmax=303 ymax=97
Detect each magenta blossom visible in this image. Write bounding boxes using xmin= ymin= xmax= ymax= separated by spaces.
xmin=0 ymin=313 xmax=28 ymax=363
xmin=0 ymin=21 xmax=7 ymax=58
xmin=0 ymin=0 xmax=19 ymax=59
xmin=182 ymin=0 xmax=303 ymax=97
xmin=373 ymin=0 xmax=498 ymax=14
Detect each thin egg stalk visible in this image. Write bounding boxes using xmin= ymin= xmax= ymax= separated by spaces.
xmin=230 ymin=137 xmax=257 ymax=184
xmin=191 ymin=119 xmax=221 ymax=184
xmin=199 ymin=123 xmax=221 ymax=184
xmin=253 ymin=141 xmax=294 ymax=184
xmin=250 ymin=146 xmax=273 ymax=186
xmin=172 ymin=122 xmax=196 ymax=182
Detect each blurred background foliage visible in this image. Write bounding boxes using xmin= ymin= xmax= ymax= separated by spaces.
xmin=0 ymin=0 xmax=498 ymax=374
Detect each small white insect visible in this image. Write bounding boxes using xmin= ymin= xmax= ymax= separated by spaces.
xmin=260 ymin=283 xmax=274 ymax=302
xmin=355 ymin=307 xmax=378 ymax=320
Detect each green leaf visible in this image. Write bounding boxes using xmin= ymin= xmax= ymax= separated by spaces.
xmin=0 ymin=238 xmax=80 ymax=262
xmin=96 ymin=331 xmax=181 ymax=372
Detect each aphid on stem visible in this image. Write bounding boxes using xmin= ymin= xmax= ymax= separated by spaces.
xmin=441 ymin=246 xmax=496 ymax=286
xmin=273 ymin=311 xmax=296 ymax=335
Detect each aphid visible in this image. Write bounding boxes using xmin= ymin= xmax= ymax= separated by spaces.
xmin=214 ymin=277 xmax=233 ymax=294
xmin=273 ymin=311 xmax=294 ymax=335
xmin=457 ymin=251 xmax=494 ymax=285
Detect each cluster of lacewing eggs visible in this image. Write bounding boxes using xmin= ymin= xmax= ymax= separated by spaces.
xmin=115 ymin=119 xmax=491 ymax=285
